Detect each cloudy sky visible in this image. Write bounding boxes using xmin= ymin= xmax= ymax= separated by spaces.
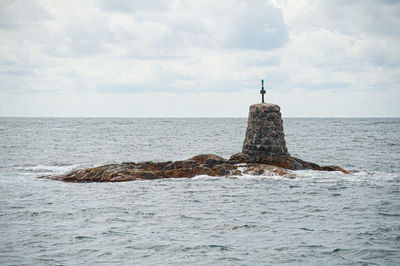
xmin=0 ymin=0 xmax=399 ymax=117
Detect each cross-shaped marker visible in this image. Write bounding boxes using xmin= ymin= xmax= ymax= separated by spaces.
xmin=260 ymin=80 xmax=266 ymax=103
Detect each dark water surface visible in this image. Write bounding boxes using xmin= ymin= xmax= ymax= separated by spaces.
xmin=1 ymin=118 xmax=399 ymax=265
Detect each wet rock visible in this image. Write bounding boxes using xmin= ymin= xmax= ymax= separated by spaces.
xmin=242 ymin=164 xmax=296 ymax=179
xmin=39 ymin=154 xmax=299 ymax=183
xmin=40 ymin=154 xmax=237 ymax=182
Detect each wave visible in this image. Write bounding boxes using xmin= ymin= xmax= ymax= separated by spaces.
xmin=191 ymin=169 xmax=399 ymax=183
xmin=15 ymin=164 xmax=80 ymax=174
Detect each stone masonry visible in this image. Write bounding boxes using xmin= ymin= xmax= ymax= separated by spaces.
xmin=242 ymin=103 xmax=290 ymax=159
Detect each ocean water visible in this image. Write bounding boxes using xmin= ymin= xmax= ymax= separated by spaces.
xmin=0 ymin=117 xmax=399 ymax=265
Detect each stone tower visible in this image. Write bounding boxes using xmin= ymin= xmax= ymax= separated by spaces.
xmin=241 ymin=103 xmax=290 ymax=161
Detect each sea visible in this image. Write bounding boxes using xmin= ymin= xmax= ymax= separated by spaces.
xmin=0 ymin=117 xmax=399 ymax=265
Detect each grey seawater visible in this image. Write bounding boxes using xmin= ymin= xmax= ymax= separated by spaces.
xmin=0 ymin=117 xmax=399 ymax=265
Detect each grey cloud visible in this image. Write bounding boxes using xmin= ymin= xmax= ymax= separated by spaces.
xmin=40 ymin=18 xmax=113 ymax=57
xmin=95 ymin=0 xmax=288 ymax=52
xmin=96 ymin=77 xmax=252 ymax=94
xmin=125 ymin=51 xmax=185 ymax=60
xmin=96 ymin=0 xmax=171 ymax=13
xmin=0 ymin=77 xmax=38 ymax=93
xmin=97 ymin=81 xmax=192 ymax=94
xmin=382 ymin=0 xmax=400 ymax=4
xmin=2 ymin=69 xmax=33 ymax=76
xmin=368 ymin=57 xmax=400 ymax=67
xmin=0 ymin=0 xmax=51 ymax=28
xmin=241 ymin=55 xmax=280 ymax=67
xmin=303 ymin=82 xmax=350 ymax=90
xmin=97 ymin=83 xmax=152 ymax=94
xmin=287 ymin=0 xmax=400 ymax=73
xmin=226 ymin=3 xmax=288 ymax=51
xmin=320 ymin=1 xmax=400 ymax=37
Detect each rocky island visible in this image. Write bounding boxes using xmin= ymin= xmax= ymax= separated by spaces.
xmin=40 ymin=103 xmax=349 ymax=182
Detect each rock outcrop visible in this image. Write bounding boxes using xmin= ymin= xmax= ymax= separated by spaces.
xmin=39 ymin=103 xmax=349 ymax=182
xmin=39 ymin=154 xmax=295 ymax=182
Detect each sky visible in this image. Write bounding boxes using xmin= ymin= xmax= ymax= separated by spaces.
xmin=0 ymin=0 xmax=399 ymax=117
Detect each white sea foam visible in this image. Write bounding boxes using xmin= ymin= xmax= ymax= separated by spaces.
xmin=234 ymin=174 xmax=285 ymax=180
xmin=191 ymin=175 xmax=226 ymax=180
xmin=16 ymin=164 xmax=80 ymax=174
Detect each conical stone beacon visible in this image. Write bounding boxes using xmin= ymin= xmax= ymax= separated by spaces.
xmin=229 ymin=102 xmax=349 ymax=173
xmin=242 ymin=103 xmax=290 ymax=159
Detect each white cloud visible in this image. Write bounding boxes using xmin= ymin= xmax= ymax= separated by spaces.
xmin=0 ymin=0 xmax=399 ymax=117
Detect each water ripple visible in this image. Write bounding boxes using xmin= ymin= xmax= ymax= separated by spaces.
xmin=1 ymin=118 xmax=400 ymax=264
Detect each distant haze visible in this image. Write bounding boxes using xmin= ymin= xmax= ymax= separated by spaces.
xmin=0 ymin=0 xmax=399 ymax=117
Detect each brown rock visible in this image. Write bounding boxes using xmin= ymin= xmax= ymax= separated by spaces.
xmin=242 ymin=164 xmax=293 ymax=177
xmin=41 ymin=155 xmax=240 ymax=182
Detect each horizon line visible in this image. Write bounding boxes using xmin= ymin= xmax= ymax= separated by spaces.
xmin=1 ymin=116 xmax=399 ymax=119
